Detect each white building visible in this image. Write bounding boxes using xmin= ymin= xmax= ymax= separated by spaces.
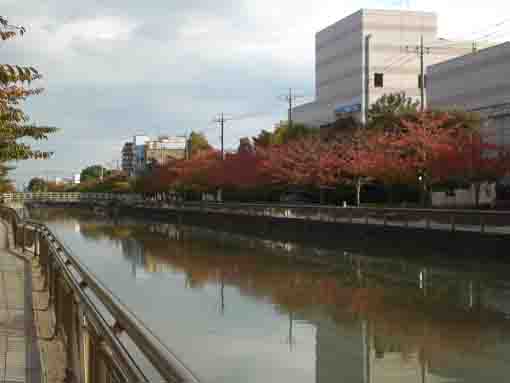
xmin=428 ymin=42 xmax=510 ymax=146
xmin=133 ymin=135 xmax=150 ymax=172
xmin=121 ymin=134 xmax=187 ymax=176
xmin=293 ymin=9 xmax=482 ymax=127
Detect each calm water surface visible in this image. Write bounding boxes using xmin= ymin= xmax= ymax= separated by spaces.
xmin=30 ymin=207 xmax=510 ymax=383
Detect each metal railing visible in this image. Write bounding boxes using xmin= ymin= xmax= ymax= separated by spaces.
xmin=6 ymin=191 xmax=510 ymax=234
xmin=0 ymin=192 xmax=143 ymax=202
xmin=150 ymin=201 xmax=510 ymax=235
xmin=0 ymin=206 xmax=199 ymax=383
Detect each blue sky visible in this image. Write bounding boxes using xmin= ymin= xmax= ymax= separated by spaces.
xmin=3 ymin=0 xmax=510 ymax=187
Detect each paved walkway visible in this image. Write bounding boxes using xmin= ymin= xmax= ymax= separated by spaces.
xmin=0 ymin=223 xmax=41 ymax=382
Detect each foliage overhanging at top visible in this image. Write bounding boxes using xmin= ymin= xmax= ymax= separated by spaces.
xmin=0 ymin=16 xmax=57 ymax=162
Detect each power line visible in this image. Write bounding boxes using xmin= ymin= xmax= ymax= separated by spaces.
xmin=438 ymin=17 xmax=510 ymax=44
xmin=381 ymin=53 xmax=415 ymax=73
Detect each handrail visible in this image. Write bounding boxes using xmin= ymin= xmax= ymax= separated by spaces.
xmin=151 ymin=201 xmax=510 ymax=235
xmin=6 ymin=191 xmax=510 ymax=233
xmin=161 ymin=200 xmax=510 ymax=216
xmin=0 ymin=206 xmax=199 ymax=383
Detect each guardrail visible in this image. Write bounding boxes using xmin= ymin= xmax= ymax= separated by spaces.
xmin=150 ymin=201 xmax=510 ymax=235
xmin=8 ymin=192 xmax=510 ymax=235
xmin=0 ymin=206 xmax=199 ymax=383
xmin=0 ymin=192 xmax=143 ymax=202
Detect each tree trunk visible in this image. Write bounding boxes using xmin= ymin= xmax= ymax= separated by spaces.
xmin=356 ymin=178 xmax=362 ymax=207
xmin=474 ymin=182 xmax=481 ymax=209
xmin=420 ymin=181 xmax=428 ymax=207
xmin=387 ymin=184 xmax=394 ymax=206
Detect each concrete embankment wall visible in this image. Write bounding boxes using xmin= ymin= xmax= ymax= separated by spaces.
xmin=28 ymin=201 xmax=510 ymax=258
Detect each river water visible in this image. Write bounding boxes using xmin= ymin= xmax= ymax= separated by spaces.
xmin=29 ymin=207 xmax=510 ymax=383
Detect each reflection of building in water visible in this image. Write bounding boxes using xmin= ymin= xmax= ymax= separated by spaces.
xmin=121 ymin=237 xmax=177 ymax=276
xmin=314 ymin=313 xmax=510 ymax=383
xmin=315 ymin=316 xmax=365 ymax=383
xmin=121 ymin=238 xmax=145 ymax=278
xmin=143 ymin=253 xmax=175 ymax=274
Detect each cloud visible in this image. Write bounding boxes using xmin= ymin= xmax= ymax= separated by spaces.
xmin=3 ymin=0 xmax=510 ymax=186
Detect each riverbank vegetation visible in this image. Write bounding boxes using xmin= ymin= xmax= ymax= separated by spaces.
xmin=131 ymin=94 xmax=510 ymax=207
xmin=27 ymin=93 xmax=510 ymax=208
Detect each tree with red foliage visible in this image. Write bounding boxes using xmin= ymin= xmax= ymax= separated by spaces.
xmin=260 ymin=136 xmax=323 ymax=188
xmin=432 ymin=129 xmax=510 ymax=207
xmin=320 ymin=129 xmax=379 ymax=206
xmin=387 ymin=112 xmax=463 ymax=205
xmin=362 ymin=132 xmax=417 ymax=203
xmin=208 ymin=150 xmax=270 ymax=190
xmin=136 ymin=150 xmax=220 ymax=195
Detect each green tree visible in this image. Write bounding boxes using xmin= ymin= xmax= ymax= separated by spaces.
xmin=188 ymin=132 xmax=211 ymax=156
xmin=252 ymin=130 xmax=273 ymax=148
xmin=253 ymin=122 xmax=319 ymax=147
xmin=80 ymin=165 xmax=111 ymax=182
xmin=27 ymin=177 xmax=48 ymax=192
xmin=0 ymin=164 xmax=14 ymax=192
xmin=368 ymin=92 xmax=419 ymax=131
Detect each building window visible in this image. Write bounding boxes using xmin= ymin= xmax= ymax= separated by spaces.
xmin=374 ymin=73 xmax=384 ymax=88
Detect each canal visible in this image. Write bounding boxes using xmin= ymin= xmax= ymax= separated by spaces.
xmin=29 ymin=207 xmax=510 ymax=382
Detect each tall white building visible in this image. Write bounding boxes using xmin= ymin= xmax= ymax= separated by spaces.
xmin=133 ymin=135 xmax=150 ymax=172
xmin=293 ymin=9 xmax=480 ymax=127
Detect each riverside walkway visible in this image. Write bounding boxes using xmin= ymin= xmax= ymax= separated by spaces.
xmin=0 ymin=221 xmax=42 ymax=382
xmin=0 ymin=206 xmax=200 ymax=383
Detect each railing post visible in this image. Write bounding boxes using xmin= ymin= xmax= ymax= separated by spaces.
xmin=21 ymin=224 xmax=25 ymax=252
xmin=480 ymin=215 xmax=486 ymax=234
xmin=81 ymin=317 xmax=91 ymax=383
xmin=450 ymin=214 xmax=456 ymax=232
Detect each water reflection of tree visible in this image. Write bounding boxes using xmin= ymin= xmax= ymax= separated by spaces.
xmin=34 ymin=208 xmax=510 ymax=369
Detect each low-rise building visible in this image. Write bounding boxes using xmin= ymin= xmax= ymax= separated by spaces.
xmin=121 ymin=135 xmax=187 ymax=175
xmin=427 ymin=42 xmax=510 ymax=146
xmin=145 ymin=136 xmax=186 ymax=166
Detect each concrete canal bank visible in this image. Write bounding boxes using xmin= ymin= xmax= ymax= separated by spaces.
xmin=26 ymin=201 xmax=510 ymax=258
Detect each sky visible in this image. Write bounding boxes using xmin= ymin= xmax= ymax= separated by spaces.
xmin=2 ymin=0 xmax=510 ymax=187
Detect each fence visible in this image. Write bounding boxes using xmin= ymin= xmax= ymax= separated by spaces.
xmin=5 ymin=192 xmax=510 ymax=235
xmin=0 ymin=192 xmax=144 ymax=202
xmin=0 ymin=206 xmax=199 ymax=383
xmin=156 ymin=201 xmax=510 ymax=235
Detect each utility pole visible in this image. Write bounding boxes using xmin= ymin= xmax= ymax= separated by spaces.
xmin=279 ymin=89 xmax=304 ymax=130
xmin=364 ymin=34 xmax=372 ymax=125
xmin=220 ymin=113 xmax=225 ymax=160
xmin=406 ymin=35 xmax=431 ymax=112
xmin=212 ymin=113 xmax=231 ymax=160
xmin=419 ymin=35 xmax=425 ymax=112
xmin=288 ymin=88 xmax=293 ymax=131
